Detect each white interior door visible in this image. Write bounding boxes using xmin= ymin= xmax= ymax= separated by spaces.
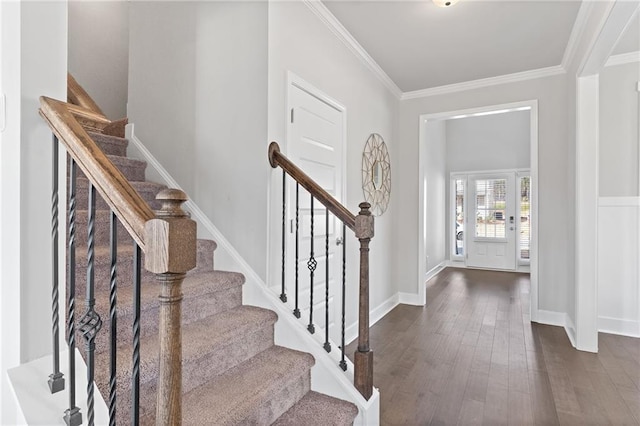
xmin=287 ymin=80 xmax=344 ymax=343
xmin=466 ymin=172 xmax=517 ymax=270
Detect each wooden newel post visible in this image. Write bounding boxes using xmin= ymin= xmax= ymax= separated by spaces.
xmin=144 ymin=189 xmax=197 ymax=425
xmin=354 ymin=202 xmax=374 ymax=400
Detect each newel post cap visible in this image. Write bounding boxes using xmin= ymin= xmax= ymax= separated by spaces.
xmin=355 ymin=202 xmax=374 ymax=240
xmin=144 ymin=188 xmax=196 ymax=274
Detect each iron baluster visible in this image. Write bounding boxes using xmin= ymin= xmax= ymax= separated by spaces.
xmin=280 ymin=170 xmax=287 ymax=302
xmin=324 ymin=208 xmax=331 ymax=352
xmin=307 ymin=196 xmax=316 ymax=334
xmin=108 ymin=211 xmax=118 ymax=426
xmin=293 ymin=183 xmax=300 ymax=318
xmin=132 ymin=243 xmax=142 ymax=424
xmin=339 ymin=223 xmax=347 ymax=371
xmin=49 ymin=135 xmax=64 ymax=394
xmin=79 ymin=183 xmax=103 ymax=426
xmin=64 ymin=159 xmax=82 ymax=426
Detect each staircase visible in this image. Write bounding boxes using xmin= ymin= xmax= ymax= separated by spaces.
xmin=72 ymin=131 xmax=359 ymax=424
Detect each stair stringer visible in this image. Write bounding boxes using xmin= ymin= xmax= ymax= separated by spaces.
xmin=125 ymin=124 xmax=380 ymax=426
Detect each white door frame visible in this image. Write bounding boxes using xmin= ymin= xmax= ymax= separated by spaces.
xmin=574 ymin=1 xmax=639 ymax=353
xmin=418 ymin=100 xmax=539 ymax=320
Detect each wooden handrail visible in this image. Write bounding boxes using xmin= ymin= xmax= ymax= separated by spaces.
xmin=39 ymin=96 xmax=154 ymax=249
xmin=268 ymin=142 xmax=356 ymax=230
xmin=67 ymin=73 xmax=106 ymax=117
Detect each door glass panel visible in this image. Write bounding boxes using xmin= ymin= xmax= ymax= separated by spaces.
xmin=475 ymin=179 xmax=506 ymax=239
xmin=454 ymin=179 xmax=464 ymax=256
xmin=520 ymin=176 xmax=531 ymax=259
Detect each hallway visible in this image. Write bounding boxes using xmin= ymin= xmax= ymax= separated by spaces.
xmin=347 ymin=268 xmax=640 ymax=425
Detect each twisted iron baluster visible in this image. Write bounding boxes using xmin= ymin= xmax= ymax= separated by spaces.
xmin=293 ymin=183 xmax=301 ymax=318
xmin=79 ymin=183 xmax=103 ymax=426
xmin=131 ymin=243 xmax=142 ymax=424
xmin=108 ymin=211 xmax=118 ymax=426
xmin=49 ymin=135 xmax=64 ymax=393
xmin=64 ymin=159 xmax=82 ymax=426
xmin=324 ymin=208 xmax=331 ymax=352
xmin=339 ymin=223 xmax=347 ymax=371
xmin=307 ymin=196 xmax=316 ymax=334
xmin=280 ymin=170 xmax=287 ymax=302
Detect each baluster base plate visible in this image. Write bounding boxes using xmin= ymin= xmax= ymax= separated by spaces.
xmin=63 ymin=406 xmax=82 ymax=426
xmin=47 ymin=372 xmax=65 ymax=394
xmin=279 ymin=293 xmax=287 ymax=303
xmin=323 ymin=342 xmax=331 ymax=353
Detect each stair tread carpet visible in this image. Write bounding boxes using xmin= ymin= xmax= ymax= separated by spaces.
xmin=87 ymin=131 xmax=128 ymax=157
xmin=180 ymin=345 xmax=315 ymax=426
xmin=273 ymin=391 xmax=359 ymax=426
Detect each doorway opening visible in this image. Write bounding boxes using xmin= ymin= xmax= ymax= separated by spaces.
xmin=418 ymin=100 xmax=539 ymax=320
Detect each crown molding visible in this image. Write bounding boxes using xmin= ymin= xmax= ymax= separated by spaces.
xmin=400 ymin=65 xmax=565 ymax=100
xmin=605 ymin=51 xmax=640 ymax=67
xmin=561 ymin=1 xmax=595 ymax=70
xmin=302 ymin=0 xmax=403 ymax=99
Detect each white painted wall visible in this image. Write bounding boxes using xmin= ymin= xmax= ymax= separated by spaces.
xmin=446 ymin=111 xmax=531 ymax=173
xmin=599 ymin=61 xmax=639 ymax=197
xmin=68 ymin=1 xmax=129 ymax=119
xmin=127 ymin=1 xmax=269 ymax=280
xmin=268 ymin=1 xmax=399 ymax=331
xmin=396 ymin=74 xmax=569 ymax=315
xmin=422 ymin=121 xmax=446 ymax=272
xmin=0 ymin=1 xmax=67 ymax=421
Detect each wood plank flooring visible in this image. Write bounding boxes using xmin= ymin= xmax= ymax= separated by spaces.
xmin=346 ymin=267 xmax=640 ymax=425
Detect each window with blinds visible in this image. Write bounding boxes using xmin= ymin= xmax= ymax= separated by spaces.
xmin=475 ymin=178 xmax=507 ymax=239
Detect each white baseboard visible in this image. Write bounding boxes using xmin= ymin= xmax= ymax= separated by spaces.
xmin=425 ymin=261 xmax=446 ymax=283
xmin=398 ymin=292 xmax=423 ymax=306
xmin=345 ymin=293 xmax=400 ymax=345
xmin=534 ymin=310 xmax=577 ymax=348
xmin=598 ymin=316 xmax=640 ymax=338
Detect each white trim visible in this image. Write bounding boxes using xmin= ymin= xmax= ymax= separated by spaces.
xmin=606 ymin=51 xmax=640 ymax=67
xmin=398 ymin=292 xmax=423 ymax=306
xmin=598 ymin=316 xmax=640 ymax=338
xmin=535 ymin=310 xmax=577 ymax=348
xmin=345 ymin=293 xmax=400 ymax=345
xmin=401 ymin=66 xmax=564 ymax=101
xmin=425 ymin=261 xmax=446 ymax=283
xmin=419 ymin=100 xmax=539 ymax=322
xmin=598 ymin=196 xmax=640 ymax=207
xmin=301 ymin=0 xmax=402 ymax=99
xmin=561 ymin=1 xmax=595 ymax=71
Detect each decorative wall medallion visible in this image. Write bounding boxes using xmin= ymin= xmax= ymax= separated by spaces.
xmin=362 ymin=133 xmax=391 ymax=216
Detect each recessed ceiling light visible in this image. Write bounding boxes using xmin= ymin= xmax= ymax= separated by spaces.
xmin=433 ymin=0 xmax=459 ymax=8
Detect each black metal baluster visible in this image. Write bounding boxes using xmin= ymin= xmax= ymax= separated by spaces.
xmin=280 ymin=170 xmax=287 ymax=303
xmin=131 ymin=243 xmax=142 ymax=424
xmin=79 ymin=183 xmax=103 ymax=426
xmin=324 ymin=208 xmax=331 ymax=353
xmin=293 ymin=183 xmax=301 ymax=318
xmin=108 ymin=211 xmax=118 ymax=426
xmin=307 ymin=196 xmax=316 ymax=334
xmin=339 ymin=223 xmax=347 ymax=371
xmin=64 ymin=159 xmax=82 ymax=426
xmin=49 ymin=135 xmax=64 ymax=394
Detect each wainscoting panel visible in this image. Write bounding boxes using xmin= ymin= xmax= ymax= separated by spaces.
xmin=597 ymin=197 xmax=640 ymax=337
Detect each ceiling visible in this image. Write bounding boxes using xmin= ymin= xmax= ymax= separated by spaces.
xmin=613 ymin=12 xmax=639 ymax=55
xmin=323 ymin=0 xmax=582 ymax=92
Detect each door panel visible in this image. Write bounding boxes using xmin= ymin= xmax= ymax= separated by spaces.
xmin=466 ymin=173 xmax=517 ymax=270
xmin=287 ymin=83 xmax=343 ymax=342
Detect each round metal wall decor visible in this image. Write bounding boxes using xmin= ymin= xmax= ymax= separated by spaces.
xmin=362 ymin=133 xmax=391 ymax=216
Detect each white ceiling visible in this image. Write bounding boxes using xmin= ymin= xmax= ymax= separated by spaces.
xmin=323 ymin=0 xmax=582 ymax=92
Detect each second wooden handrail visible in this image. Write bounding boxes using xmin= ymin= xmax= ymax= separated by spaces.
xmin=268 ymin=142 xmax=356 ymax=230
xmin=39 ymin=96 xmax=155 ymax=249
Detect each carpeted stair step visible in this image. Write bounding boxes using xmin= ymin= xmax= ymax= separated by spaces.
xmin=94 ymin=306 xmax=278 ymax=425
xmin=74 ymin=209 xmax=135 ymax=247
xmin=179 ymin=346 xmax=315 ymax=425
xmin=78 ymin=269 xmax=244 ymax=352
xmin=72 ymin=239 xmax=216 ymax=291
xmin=75 ymin=178 xmax=166 ymax=211
xmin=272 ymin=391 xmax=359 ymax=426
xmin=73 ymin=155 xmax=147 ymax=182
xmin=88 ymin=131 xmax=128 ymax=157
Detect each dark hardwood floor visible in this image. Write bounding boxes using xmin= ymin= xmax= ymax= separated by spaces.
xmin=346 ymin=267 xmax=640 ymax=425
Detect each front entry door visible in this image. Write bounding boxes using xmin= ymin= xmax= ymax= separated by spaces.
xmin=466 ymin=173 xmax=517 ymax=270
xmin=287 ymin=80 xmax=344 ymax=343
